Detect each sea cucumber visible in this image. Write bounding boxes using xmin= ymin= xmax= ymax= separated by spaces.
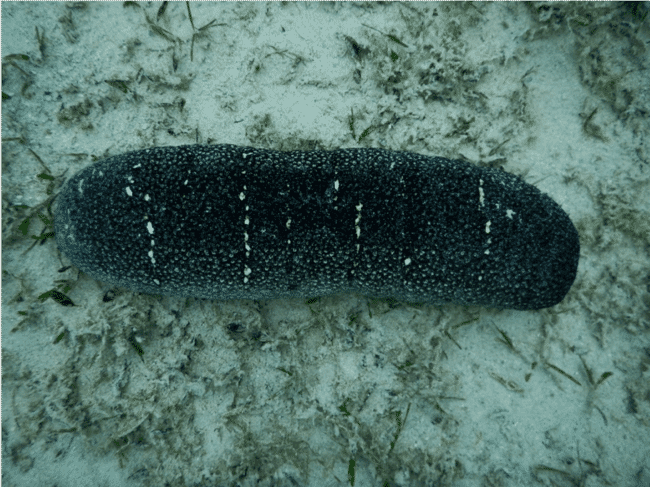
xmin=54 ymin=145 xmax=579 ymax=310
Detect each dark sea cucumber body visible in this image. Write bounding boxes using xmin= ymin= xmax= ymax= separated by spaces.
xmin=54 ymin=145 xmax=580 ymax=310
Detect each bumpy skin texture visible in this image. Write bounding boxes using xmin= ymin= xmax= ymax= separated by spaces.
xmin=55 ymin=145 xmax=579 ymax=310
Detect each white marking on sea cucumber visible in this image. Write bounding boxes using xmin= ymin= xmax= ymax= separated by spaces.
xmin=153 ymin=279 xmax=160 ymax=285
xmin=148 ymin=250 xmax=155 ymax=264
xmin=243 ymin=265 xmax=252 ymax=284
xmin=506 ymin=209 xmax=515 ymax=219
xmin=243 ymin=170 xmax=251 ymax=259
xmin=484 ymin=249 xmax=490 ymax=255
xmin=355 ymin=203 xmax=363 ymax=240
xmin=126 ymin=186 xmax=133 ymax=197
xmin=286 ymin=218 xmax=291 ymax=229
xmin=244 ymin=231 xmax=251 ymax=254
xmin=334 ymin=180 xmax=339 ymax=191
xmin=243 ymin=152 xmax=253 ymax=159
xmin=133 ymin=163 xmax=142 ymax=169
xmin=76 ymin=179 xmax=85 ymax=195
xmin=144 ymin=194 xmax=151 ymax=201
xmin=184 ymin=180 xmax=189 ymax=185
xmin=147 ymin=222 xmax=154 ymax=234
xmin=404 ymin=258 xmax=412 ymax=266
xmin=478 ymin=179 xmax=485 ymax=206
xmin=485 ymin=221 xmax=491 ymax=234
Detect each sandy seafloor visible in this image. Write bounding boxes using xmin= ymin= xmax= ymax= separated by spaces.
xmin=1 ymin=2 xmax=649 ymax=486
